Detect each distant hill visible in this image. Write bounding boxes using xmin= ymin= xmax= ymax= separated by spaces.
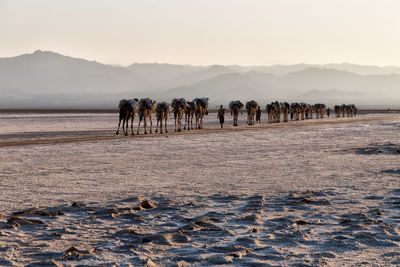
xmin=166 ymin=73 xmax=267 ymax=102
xmin=1 ymin=50 xmax=400 ymax=108
xmin=229 ymin=63 xmax=400 ymax=76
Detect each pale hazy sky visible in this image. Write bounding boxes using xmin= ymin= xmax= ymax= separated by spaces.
xmin=1 ymin=0 xmax=400 ymax=66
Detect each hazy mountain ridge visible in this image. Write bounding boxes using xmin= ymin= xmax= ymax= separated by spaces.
xmin=1 ymin=50 xmax=399 ymax=108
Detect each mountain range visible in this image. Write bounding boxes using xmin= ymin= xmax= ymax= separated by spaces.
xmin=1 ymin=50 xmax=400 ymax=109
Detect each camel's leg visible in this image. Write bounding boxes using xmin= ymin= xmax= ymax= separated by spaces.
xmin=178 ymin=113 xmax=182 ymax=131
xmin=165 ymin=116 xmax=168 ymax=133
xmin=130 ymin=115 xmax=134 ymax=135
xmin=155 ymin=118 xmax=159 ymax=133
xmin=196 ymin=116 xmax=201 ymax=129
xmin=158 ymin=118 xmax=163 ymax=134
xmin=116 ymin=118 xmax=122 ymax=135
xmin=174 ymin=115 xmax=177 ymax=132
xmin=123 ymin=118 xmax=128 ymax=136
xmin=149 ymin=113 xmax=153 ymax=133
xmin=143 ymin=115 xmax=148 ymax=134
xmin=137 ymin=118 xmax=141 ymax=134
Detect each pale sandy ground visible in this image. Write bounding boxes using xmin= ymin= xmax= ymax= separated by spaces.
xmin=0 ymin=112 xmax=400 ymax=266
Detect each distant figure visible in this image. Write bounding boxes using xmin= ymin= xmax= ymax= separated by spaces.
xmin=217 ymin=105 xmax=225 ymax=128
xmin=256 ymin=106 xmax=261 ymax=123
xmin=326 ymin=108 xmax=331 ymax=118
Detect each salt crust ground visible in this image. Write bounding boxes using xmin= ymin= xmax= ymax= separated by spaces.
xmin=0 ymin=113 xmax=400 ymax=266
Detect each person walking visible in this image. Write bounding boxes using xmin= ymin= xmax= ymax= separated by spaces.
xmin=217 ymin=105 xmax=225 ymax=128
xmin=327 ymin=108 xmax=331 ymax=118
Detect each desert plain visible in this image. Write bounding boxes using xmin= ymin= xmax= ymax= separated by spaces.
xmin=0 ymin=111 xmax=400 ymax=266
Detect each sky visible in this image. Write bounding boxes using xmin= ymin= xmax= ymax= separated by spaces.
xmin=1 ymin=0 xmax=400 ymax=66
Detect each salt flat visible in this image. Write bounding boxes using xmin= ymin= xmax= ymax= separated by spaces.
xmin=0 ymin=112 xmax=400 ymax=266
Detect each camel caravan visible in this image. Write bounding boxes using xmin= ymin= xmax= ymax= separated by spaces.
xmin=116 ymin=97 xmax=357 ymax=135
xmin=334 ymin=104 xmax=358 ymax=118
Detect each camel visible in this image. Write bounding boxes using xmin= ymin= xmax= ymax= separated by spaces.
xmin=256 ymin=106 xmax=261 ymax=124
xmin=171 ymin=98 xmax=186 ymax=132
xmin=307 ymin=104 xmax=315 ymax=119
xmin=116 ymin=98 xmax=139 ymax=136
xmin=314 ymin=103 xmax=326 ymax=119
xmin=341 ymin=104 xmax=347 ymax=117
xmin=299 ymin=103 xmax=307 ymax=120
xmin=343 ymin=104 xmax=357 ymax=117
xmin=291 ymin=103 xmax=301 ymax=121
xmin=229 ymin=100 xmax=244 ymax=126
xmin=155 ymin=102 xmax=170 ymax=134
xmin=281 ymin=102 xmax=290 ymax=122
xmin=137 ymin=98 xmax=157 ymax=134
xmin=184 ymin=101 xmax=197 ymax=130
xmin=302 ymin=103 xmax=313 ymax=119
xmin=246 ymin=100 xmax=259 ymax=126
xmin=273 ymin=101 xmax=281 ymax=123
xmin=349 ymin=104 xmax=357 ymax=117
xmin=266 ymin=104 xmax=273 ymax=123
xmin=194 ymin=97 xmax=209 ymax=129
xmin=334 ymin=105 xmax=342 ymax=117
xmin=266 ymin=101 xmax=281 ymax=123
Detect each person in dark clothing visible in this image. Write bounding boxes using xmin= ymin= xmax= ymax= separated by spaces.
xmin=256 ymin=106 xmax=261 ymax=123
xmin=217 ymin=105 xmax=225 ymax=128
xmin=326 ymin=108 xmax=331 ymax=118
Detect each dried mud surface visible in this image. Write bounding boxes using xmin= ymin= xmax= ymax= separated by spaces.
xmin=1 ymin=113 xmax=400 ymax=265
